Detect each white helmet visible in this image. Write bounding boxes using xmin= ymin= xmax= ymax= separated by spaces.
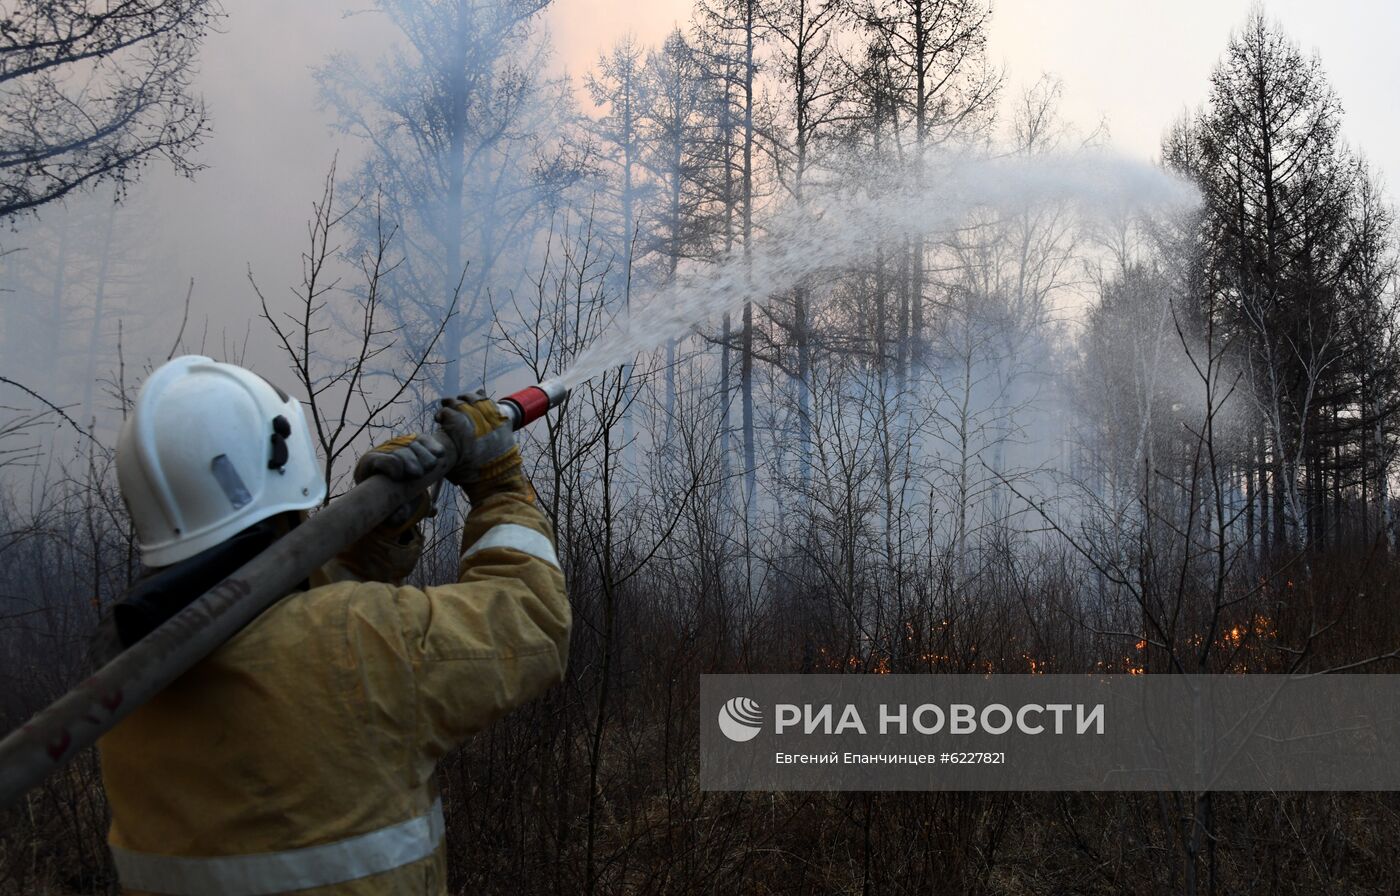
xmin=116 ymin=356 xmax=326 ymax=567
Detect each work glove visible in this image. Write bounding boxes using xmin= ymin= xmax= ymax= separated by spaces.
xmin=338 ymin=434 xmax=444 ymax=582
xmin=434 ymin=389 xmax=531 ymax=505
xmin=353 ymin=433 xmax=446 ymax=482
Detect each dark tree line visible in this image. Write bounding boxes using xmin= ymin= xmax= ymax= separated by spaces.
xmin=1084 ymin=9 xmax=1400 ymax=561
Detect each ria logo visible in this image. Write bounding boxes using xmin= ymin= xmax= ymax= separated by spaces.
xmin=718 ymin=696 xmax=764 ymax=742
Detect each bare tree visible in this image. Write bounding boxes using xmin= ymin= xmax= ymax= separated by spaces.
xmin=695 ymin=0 xmax=763 ymax=512
xmin=757 ymin=0 xmax=853 ymax=483
xmin=862 ymin=0 xmax=1000 ymax=369
xmin=587 ymin=34 xmax=650 ymax=308
xmin=0 ymin=0 xmax=220 ymax=220
xmin=249 ymin=164 xmax=452 ymax=498
xmin=1164 ymin=9 xmax=1371 ymax=556
xmin=316 ymin=0 xmax=584 ymax=397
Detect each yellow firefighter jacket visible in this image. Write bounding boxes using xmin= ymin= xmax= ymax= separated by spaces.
xmin=98 ymin=489 xmax=569 ymax=895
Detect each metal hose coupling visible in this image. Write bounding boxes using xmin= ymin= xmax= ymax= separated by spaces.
xmin=496 ymin=378 xmax=571 ymax=430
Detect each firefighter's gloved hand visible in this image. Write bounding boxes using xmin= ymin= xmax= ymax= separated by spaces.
xmin=353 ymin=433 xmax=446 ymax=482
xmin=336 ymin=505 xmax=428 ymax=582
xmin=435 ymin=390 xmax=529 ymax=504
xmin=352 ymin=432 xmax=443 ymax=532
xmin=340 ymin=434 xmax=443 ymax=582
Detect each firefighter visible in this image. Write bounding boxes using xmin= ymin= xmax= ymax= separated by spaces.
xmin=97 ymin=355 xmax=570 ymax=895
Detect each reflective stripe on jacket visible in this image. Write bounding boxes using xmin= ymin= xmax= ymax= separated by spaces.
xmin=98 ymin=490 xmax=569 ymax=895
xmin=110 ymin=800 xmax=445 ymax=895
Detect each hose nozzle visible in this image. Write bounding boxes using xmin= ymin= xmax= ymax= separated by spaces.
xmin=497 ymin=378 xmax=570 ymax=430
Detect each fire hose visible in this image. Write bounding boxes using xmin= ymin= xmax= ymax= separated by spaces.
xmin=0 ymin=379 xmax=569 ymax=810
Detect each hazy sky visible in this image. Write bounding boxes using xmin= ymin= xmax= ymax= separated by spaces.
xmin=50 ymin=0 xmax=1400 ymax=380
xmin=550 ymin=0 xmax=1399 ymax=181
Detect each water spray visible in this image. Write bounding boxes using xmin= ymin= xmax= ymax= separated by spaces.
xmin=553 ymin=152 xmax=1200 ymax=391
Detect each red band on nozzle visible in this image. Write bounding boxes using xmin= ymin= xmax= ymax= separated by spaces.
xmin=502 ymin=385 xmax=551 ymax=430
